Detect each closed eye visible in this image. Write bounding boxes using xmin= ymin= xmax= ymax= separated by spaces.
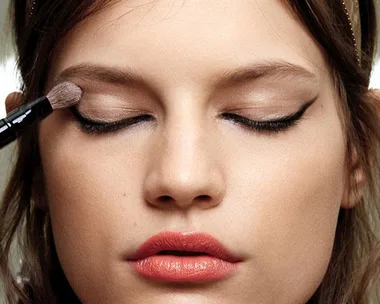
xmin=70 ymin=99 xmax=314 ymax=135
xmin=70 ymin=107 xmax=154 ymax=134
xmin=220 ymin=100 xmax=314 ymax=133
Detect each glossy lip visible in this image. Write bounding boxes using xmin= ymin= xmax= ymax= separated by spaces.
xmin=126 ymin=231 xmax=243 ymax=283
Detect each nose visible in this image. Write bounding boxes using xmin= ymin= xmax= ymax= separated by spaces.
xmin=143 ymin=113 xmax=225 ymax=211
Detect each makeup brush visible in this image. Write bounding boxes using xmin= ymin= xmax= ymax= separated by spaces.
xmin=0 ymin=81 xmax=82 ymax=149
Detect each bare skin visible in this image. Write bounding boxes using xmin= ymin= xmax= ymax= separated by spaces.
xmin=6 ymin=0 xmax=372 ymax=303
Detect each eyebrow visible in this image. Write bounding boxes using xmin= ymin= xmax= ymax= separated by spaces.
xmin=54 ymin=60 xmax=319 ymax=89
xmin=54 ymin=64 xmax=147 ymax=87
xmin=216 ymin=60 xmax=318 ymax=87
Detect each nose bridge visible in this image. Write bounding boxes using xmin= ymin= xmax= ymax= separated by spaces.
xmin=143 ymin=99 xmax=224 ymax=209
xmin=163 ymin=113 xmax=205 ymax=187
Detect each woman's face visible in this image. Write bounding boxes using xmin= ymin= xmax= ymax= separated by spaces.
xmin=40 ymin=1 xmax=348 ymax=303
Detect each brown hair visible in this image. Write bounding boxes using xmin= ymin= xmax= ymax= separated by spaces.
xmin=1 ymin=0 xmax=379 ymax=303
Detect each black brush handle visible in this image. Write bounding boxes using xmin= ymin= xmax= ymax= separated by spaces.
xmin=0 ymin=97 xmax=52 ymax=148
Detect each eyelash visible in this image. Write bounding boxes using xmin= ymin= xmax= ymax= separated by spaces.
xmin=220 ymin=113 xmax=298 ymax=133
xmin=221 ymin=101 xmax=311 ymax=134
xmin=70 ymin=102 xmax=310 ymax=135
xmin=70 ymin=107 xmax=154 ymax=134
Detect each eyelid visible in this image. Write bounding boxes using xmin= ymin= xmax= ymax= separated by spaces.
xmin=229 ymin=98 xmax=315 ymax=122
xmin=71 ymin=106 xmax=147 ymax=123
xmin=70 ymin=107 xmax=105 ymax=125
xmin=70 ymin=96 xmax=316 ymax=135
xmin=70 ymin=107 xmax=154 ymax=134
xmin=220 ymin=99 xmax=314 ymax=133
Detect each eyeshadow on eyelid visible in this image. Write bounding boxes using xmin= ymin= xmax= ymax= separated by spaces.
xmin=77 ymin=94 xmax=142 ymax=109
xmin=74 ymin=110 xmax=139 ymax=123
xmin=75 ymin=77 xmax=320 ymax=114
xmin=224 ymin=87 xmax=319 ymax=106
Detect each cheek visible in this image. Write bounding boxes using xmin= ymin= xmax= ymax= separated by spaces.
xmin=221 ymin=110 xmax=346 ymax=300
xmin=38 ymin=115 xmax=155 ymax=300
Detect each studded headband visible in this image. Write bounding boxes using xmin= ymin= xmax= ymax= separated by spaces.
xmin=341 ymin=0 xmax=362 ymax=64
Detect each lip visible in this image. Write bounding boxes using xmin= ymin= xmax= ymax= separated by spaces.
xmin=126 ymin=231 xmax=242 ymax=283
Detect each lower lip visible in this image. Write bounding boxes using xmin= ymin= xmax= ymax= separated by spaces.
xmin=128 ymin=255 xmax=238 ymax=282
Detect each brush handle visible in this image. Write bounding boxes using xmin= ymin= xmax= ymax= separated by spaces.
xmin=0 ymin=97 xmax=52 ymax=149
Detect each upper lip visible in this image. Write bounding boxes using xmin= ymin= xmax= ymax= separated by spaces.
xmin=127 ymin=231 xmax=242 ymax=263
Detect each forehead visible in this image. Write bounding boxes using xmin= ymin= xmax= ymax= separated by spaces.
xmin=50 ymin=0 xmax=328 ymax=86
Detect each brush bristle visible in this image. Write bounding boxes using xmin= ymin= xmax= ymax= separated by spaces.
xmin=47 ymin=82 xmax=82 ymax=110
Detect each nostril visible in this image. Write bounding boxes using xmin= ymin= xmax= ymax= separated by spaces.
xmin=158 ymin=196 xmax=172 ymax=203
xmin=196 ymin=195 xmax=211 ymax=201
